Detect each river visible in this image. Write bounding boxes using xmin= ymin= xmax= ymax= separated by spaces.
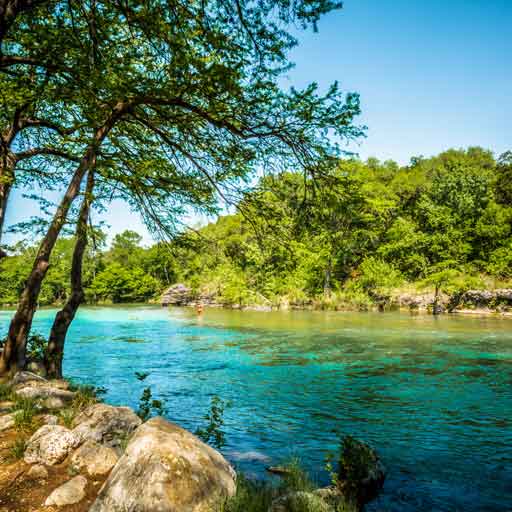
xmin=1 ymin=306 xmax=511 ymax=511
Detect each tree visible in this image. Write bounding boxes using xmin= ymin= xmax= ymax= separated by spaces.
xmin=1 ymin=0 xmax=362 ymax=374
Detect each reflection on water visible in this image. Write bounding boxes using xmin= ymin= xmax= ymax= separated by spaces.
xmin=1 ymin=306 xmax=511 ymax=511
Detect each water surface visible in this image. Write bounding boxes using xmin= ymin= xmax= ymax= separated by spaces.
xmin=1 ymin=307 xmax=511 ymax=511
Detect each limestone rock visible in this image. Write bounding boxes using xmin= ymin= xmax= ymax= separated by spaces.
xmin=0 ymin=401 xmax=15 ymax=414
xmin=10 ymin=371 xmax=47 ymax=387
xmin=24 ymin=425 xmax=80 ymax=465
xmin=269 ymin=491 xmax=334 ymax=512
xmin=26 ymin=359 xmax=48 ymax=378
xmin=41 ymin=414 xmax=59 ymax=425
xmin=70 ymin=440 xmax=119 ymax=477
xmin=45 ymin=475 xmax=87 ymax=507
xmin=0 ymin=414 xmax=14 ymax=432
xmin=72 ymin=403 xmax=141 ymax=448
xmin=15 ymin=385 xmax=75 ymax=409
xmin=90 ymin=416 xmax=236 ymax=512
xmin=26 ymin=464 xmax=49 ymax=480
xmin=161 ymin=283 xmax=192 ymax=306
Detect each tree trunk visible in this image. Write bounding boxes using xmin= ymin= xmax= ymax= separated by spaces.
xmin=433 ymin=284 xmax=440 ymax=316
xmin=0 ymin=150 xmax=15 ymax=256
xmin=323 ymin=258 xmax=332 ymax=297
xmin=45 ymin=170 xmax=94 ymax=378
xmin=0 ymin=103 xmax=127 ymax=375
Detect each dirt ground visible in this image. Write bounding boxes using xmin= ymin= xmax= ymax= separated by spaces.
xmin=0 ymin=428 xmax=107 ymax=512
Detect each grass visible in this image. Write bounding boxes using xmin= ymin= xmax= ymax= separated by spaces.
xmin=11 ymin=397 xmax=39 ymax=434
xmin=0 ymin=383 xmax=14 ymax=402
xmin=59 ymin=408 xmax=75 ymax=428
xmin=8 ymin=437 xmax=27 ymax=460
xmin=69 ymin=382 xmax=106 ymax=411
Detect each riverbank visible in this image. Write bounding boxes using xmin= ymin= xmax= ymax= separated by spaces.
xmin=161 ymin=283 xmax=512 ymax=316
xmin=0 ymin=372 xmax=383 ymax=512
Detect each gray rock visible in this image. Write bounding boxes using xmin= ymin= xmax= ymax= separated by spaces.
xmin=24 ymin=425 xmax=80 ymax=465
xmin=90 ymin=416 xmax=236 ymax=512
xmin=0 ymin=401 xmax=15 ymax=414
xmin=26 ymin=464 xmax=49 ymax=480
xmin=15 ymin=385 xmax=75 ymax=409
xmin=0 ymin=414 xmax=14 ymax=432
xmin=41 ymin=414 xmax=59 ymax=425
xmin=10 ymin=371 xmax=47 ymax=387
xmin=45 ymin=475 xmax=87 ymax=507
xmin=161 ymin=283 xmax=192 ymax=306
xmin=26 ymin=359 xmax=48 ymax=378
xmin=70 ymin=440 xmax=119 ymax=477
xmin=72 ymin=403 xmax=141 ymax=448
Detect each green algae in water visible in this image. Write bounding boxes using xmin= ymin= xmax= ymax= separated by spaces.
xmin=1 ymin=306 xmax=511 ymax=511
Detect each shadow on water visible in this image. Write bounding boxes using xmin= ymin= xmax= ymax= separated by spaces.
xmin=1 ymin=305 xmax=511 ymax=511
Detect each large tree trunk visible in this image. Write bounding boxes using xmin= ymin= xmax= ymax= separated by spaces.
xmin=0 ymin=103 xmax=126 ymax=375
xmin=0 ymin=149 xmax=15 ymax=256
xmin=45 ymin=170 xmax=94 ymax=378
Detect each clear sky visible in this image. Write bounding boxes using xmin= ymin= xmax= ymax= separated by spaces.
xmin=6 ymin=0 xmax=512 ymax=246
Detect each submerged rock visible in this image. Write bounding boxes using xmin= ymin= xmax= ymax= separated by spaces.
xmin=90 ymin=416 xmax=236 ymax=512
xmin=45 ymin=475 xmax=87 ymax=507
xmin=72 ymin=403 xmax=141 ymax=448
xmin=70 ymin=439 xmax=119 ymax=477
xmin=24 ymin=425 xmax=80 ymax=465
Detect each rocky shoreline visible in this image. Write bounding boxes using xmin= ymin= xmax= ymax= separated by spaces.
xmin=0 ymin=371 xmax=385 ymax=512
xmin=161 ymin=284 xmax=512 ymax=316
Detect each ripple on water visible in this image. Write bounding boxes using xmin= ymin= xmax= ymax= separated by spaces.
xmin=0 ymin=306 xmax=511 ymax=511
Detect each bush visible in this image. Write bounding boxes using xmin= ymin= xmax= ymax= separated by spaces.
xmin=355 ymin=257 xmax=403 ymax=297
xmin=69 ymin=382 xmax=106 ymax=411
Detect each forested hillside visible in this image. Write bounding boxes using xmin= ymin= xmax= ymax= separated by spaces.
xmin=2 ymin=147 xmax=511 ymax=309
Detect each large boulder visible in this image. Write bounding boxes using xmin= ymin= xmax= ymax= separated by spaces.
xmin=15 ymin=384 xmax=75 ymax=409
xmin=90 ymin=416 xmax=236 ymax=512
xmin=70 ymin=439 xmax=119 ymax=477
xmin=24 ymin=424 xmax=80 ymax=465
xmin=45 ymin=475 xmax=88 ymax=507
xmin=72 ymin=403 xmax=141 ymax=448
xmin=161 ymin=283 xmax=192 ymax=306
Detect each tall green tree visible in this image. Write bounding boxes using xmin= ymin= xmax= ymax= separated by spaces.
xmin=1 ymin=0 xmax=362 ymax=374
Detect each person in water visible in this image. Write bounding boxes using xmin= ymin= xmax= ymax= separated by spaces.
xmin=196 ymin=304 xmax=204 ymax=315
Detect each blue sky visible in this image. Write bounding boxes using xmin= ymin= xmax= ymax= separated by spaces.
xmin=6 ymin=0 xmax=512 ymax=245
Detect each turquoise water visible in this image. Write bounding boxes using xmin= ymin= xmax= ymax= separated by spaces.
xmin=1 ymin=306 xmax=511 ymax=511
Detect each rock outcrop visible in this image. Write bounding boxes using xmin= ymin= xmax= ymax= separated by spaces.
xmin=161 ymin=283 xmax=193 ymax=306
xmin=72 ymin=403 xmax=141 ymax=448
xmin=24 ymin=424 xmax=81 ymax=465
xmin=90 ymin=416 xmax=236 ymax=512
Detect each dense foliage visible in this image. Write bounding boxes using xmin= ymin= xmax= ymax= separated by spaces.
xmin=2 ymin=147 xmax=510 ymax=308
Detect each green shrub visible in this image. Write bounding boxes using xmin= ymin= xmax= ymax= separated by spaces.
xmin=195 ymin=396 xmax=229 ymax=450
xmin=356 ymin=257 xmax=404 ymax=296
xmin=134 ymin=372 xmax=167 ymax=421
xmin=26 ymin=332 xmax=47 ymax=361
xmin=221 ymin=475 xmax=274 ymax=512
